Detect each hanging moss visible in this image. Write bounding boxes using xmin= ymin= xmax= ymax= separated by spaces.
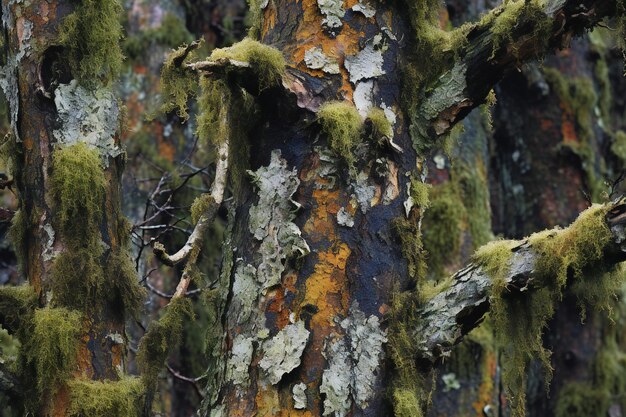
xmin=58 ymin=0 xmax=124 ymax=86
xmin=245 ymin=0 xmax=263 ymax=39
xmin=317 ymin=101 xmax=364 ymax=168
xmin=27 ymin=307 xmax=82 ymax=395
xmin=157 ymin=44 xmax=201 ymax=121
xmin=422 ymin=182 xmax=466 ymax=278
xmin=50 ymin=142 xmax=106 ymax=241
xmin=50 ymin=248 xmax=103 ymax=311
xmin=196 ymin=77 xmax=256 ymax=195
xmin=137 ymin=297 xmax=194 ymax=390
xmin=123 ymin=13 xmax=193 ymax=61
xmin=209 ymin=38 xmax=286 ymax=91
xmin=67 ymin=377 xmax=144 ymax=417
xmin=104 ymin=251 xmax=145 ymax=319
xmin=387 ymin=288 xmax=430 ymax=417
xmin=0 ymin=284 xmax=37 ymax=334
xmin=473 ymin=203 xmax=622 ymax=417
xmin=7 ymin=209 xmax=27 ymax=275
xmin=392 ymin=218 xmax=427 ymax=283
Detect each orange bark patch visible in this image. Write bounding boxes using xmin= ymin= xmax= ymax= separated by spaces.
xmin=472 ymin=349 xmax=497 ymax=416
xmin=561 ymin=116 xmax=577 ymax=143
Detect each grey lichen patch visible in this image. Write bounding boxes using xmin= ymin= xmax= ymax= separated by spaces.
xmin=226 ymin=334 xmax=254 ymax=388
xmin=231 ymin=263 xmax=258 ymax=323
xmin=352 ymin=171 xmax=377 ymax=214
xmin=259 ymin=321 xmax=310 ymax=384
xmin=337 ymin=207 xmax=355 ymax=227
xmin=0 ymin=16 xmax=32 ymax=141
xmin=352 ymin=1 xmax=376 ymax=18
xmin=353 ymin=81 xmax=374 ymax=117
xmin=304 ymin=47 xmax=340 ymax=74
xmin=317 ymin=0 xmax=345 ymax=31
xmin=320 ymin=303 xmax=388 ymax=414
xmin=248 ymin=150 xmax=310 ymax=291
xmin=321 ymin=338 xmax=352 ymax=417
xmin=293 ymin=383 xmax=308 ymax=410
xmin=345 ymin=43 xmax=385 ymax=84
xmin=53 ymin=80 xmax=122 ymax=161
xmin=41 ymin=222 xmax=56 ymax=262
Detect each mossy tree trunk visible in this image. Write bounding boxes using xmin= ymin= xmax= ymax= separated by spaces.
xmin=195 ymin=0 xmax=625 ymax=416
xmin=1 ymin=0 xmax=143 ymax=415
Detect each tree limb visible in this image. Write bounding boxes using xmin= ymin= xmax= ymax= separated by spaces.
xmin=414 ymin=199 xmax=626 ymax=362
xmin=423 ymin=0 xmax=618 ymax=137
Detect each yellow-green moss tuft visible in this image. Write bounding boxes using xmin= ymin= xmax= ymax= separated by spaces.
xmin=157 ymin=44 xmax=201 ymax=121
xmin=50 ymin=248 xmax=104 ymax=311
xmin=58 ymin=0 xmax=124 ymax=86
xmin=190 ymin=194 xmax=216 ymax=224
xmin=8 ymin=209 xmax=28 ymax=273
xmin=317 ymin=101 xmax=364 ymax=168
xmin=137 ymin=297 xmax=194 ymax=390
xmin=409 ymin=178 xmax=431 ymax=210
xmin=209 ymin=38 xmax=286 ymax=90
xmin=0 ymin=284 xmax=37 ymax=334
xmin=104 ymin=251 xmax=145 ymax=319
xmin=28 ymin=307 xmax=82 ymax=395
xmin=367 ymin=108 xmax=394 ymax=139
xmin=51 ymin=142 xmax=106 ymax=241
xmin=67 ymin=377 xmax=144 ymax=417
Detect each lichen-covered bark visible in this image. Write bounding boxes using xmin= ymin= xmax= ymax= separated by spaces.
xmin=1 ymin=1 xmax=135 ymax=415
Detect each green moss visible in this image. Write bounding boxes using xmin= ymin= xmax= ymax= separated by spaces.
xmin=67 ymin=377 xmax=144 ymax=417
xmin=104 ymin=251 xmax=145 ymax=319
xmin=51 ymin=142 xmax=106 ymax=241
xmin=409 ymin=177 xmax=431 ymax=210
xmin=157 ymin=44 xmax=201 ymax=121
xmin=58 ymin=0 xmax=124 ymax=86
xmin=555 ymin=382 xmax=610 ymax=417
xmin=245 ymin=0 xmax=263 ymax=39
xmin=473 ymin=203 xmax=622 ymax=417
xmin=7 ymin=209 xmax=28 ymax=275
xmin=317 ymin=101 xmax=364 ymax=168
xmin=137 ymin=297 xmax=194 ymax=390
xmin=124 ymin=14 xmax=193 ymax=61
xmin=190 ymin=194 xmax=215 ymax=224
xmin=367 ymin=108 xmax=394 ymax=139
xmin=387 ymin=288 xmax=430 ymax=417
xmin=611 ymin=130 xmax=626 ymax=162
xmin=28 ymin=307 xmax=82 ymax=395
xmin=392 ymin=218 xmax=427 ymax=283
xmin=422 ymin=182 xmax=465 ymax=278
xmin=454 ymin=162 xmax=493 ymax=247
xmin=50 ymin=248 xmax=103 ymax=310
xmin=209 ymin=38 xmax=286 ymax=91
xmin=0 ymin=284 xmax=37 ymax=334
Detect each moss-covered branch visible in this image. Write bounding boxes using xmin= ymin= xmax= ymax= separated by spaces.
xmin=422 ymin=0 xmax=620 ymax=139
xmin=413 ymin=199 xmax=626 ymax=361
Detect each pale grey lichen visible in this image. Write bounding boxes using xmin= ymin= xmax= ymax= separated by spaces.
xmin=320 ymin=303 xmax=387 ymax=414
xmin=351 ymin=1 xmax=375 ymax=18
xmin=304 ymin=47 xmax=340 ymax=74
xmin=352 ymin=171 xmax=377 ymax=214
xmin=41 ymin=223 xmax=56 ymax=262
xmin=248 ymin=150 xmax=310 ymax=291
xmin=226 ymin=335 xmax=254 ymax=388
xmin=292 ymin=382 xmax=308 ymax=410
xmin=317 ymin=0 xmax=344 ymax=31
xmin=53 ymin=80 xmax=123 ymax=162
xmin=230 ymin=263 xmax=259 ymax=324
xmin=442 ymin=373 xmax=461 ymax=392
xmin=337 ymin=207 xmax=354 ymax=228
xmin=345 ymin=43 xmax=385 ymax=84
xmin=353 ymin=81 xmax=374 ymax=118
xmin=259 ymin=321 xmax=310 ymax=385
